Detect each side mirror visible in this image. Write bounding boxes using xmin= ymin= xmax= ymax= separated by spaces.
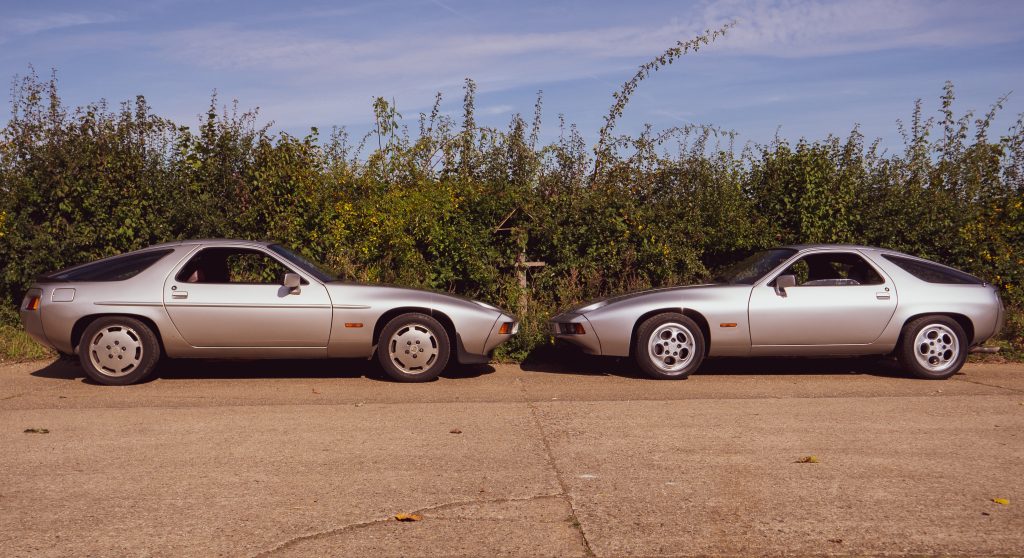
xmin=283 ymin=273 xmax=302 ymax=293
xmin=774 ymin=274 xmax=796 ymax=297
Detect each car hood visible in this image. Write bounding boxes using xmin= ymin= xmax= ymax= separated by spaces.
xmin=326 ymin=281 xmax=508 ymax=314
xmin=569 ymin=283 xmax=719 ymax=313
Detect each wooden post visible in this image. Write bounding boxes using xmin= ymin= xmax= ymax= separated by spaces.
xmin=515 ymin=251 xmax=545 ymax=316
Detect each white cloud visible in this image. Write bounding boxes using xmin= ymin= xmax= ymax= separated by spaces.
xmin=1 ymin=13 xmax=116 ymax=42
xmin=5 ymin=0 xmax=1022 ymax=132
xmin=146 ymin=0 xmax=1024 ymax=95
xmin=698 ymin=0 xmax=1024 ymax=57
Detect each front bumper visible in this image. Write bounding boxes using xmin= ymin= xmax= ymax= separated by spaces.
xmin=483 ymin=313 xmax=519 ymax=353
xmin=549 ymin=312 xmax=602 ymax=354
xmin=458 ymin=312 xmax=519 ymax=364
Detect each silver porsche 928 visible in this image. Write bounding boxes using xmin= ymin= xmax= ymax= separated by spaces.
xmin=19 ymin=239 xmax=518 ymax=385
xmin=551 ymin=245 xmax=1005 ymax=380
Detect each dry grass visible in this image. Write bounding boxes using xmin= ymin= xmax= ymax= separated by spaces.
xmin=0 ymin=324 xmax=54 ymax=362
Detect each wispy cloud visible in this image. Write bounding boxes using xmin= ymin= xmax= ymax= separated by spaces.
xmin=139 ymin=0 xmax=1024 ymax=94
xmin=699 ymin=0 xmax=1024 ymax=57
xmin=1 ymin=0 xmax=1021 ymax=143
xmin=1 ymin=13 xmax=116 ymax=43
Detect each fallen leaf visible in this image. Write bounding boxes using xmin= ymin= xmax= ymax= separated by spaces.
xmin=828 ymin=538 xmax=843 ymax=544
xmin=354 ymin=402 xmax=364 ymax=407
xmin=23 ymin=428 xmax=49 ymax=434
xmin=993 ymin=498 xmax=1009 ymax=505
xmin=796 ymin=456 xmax=819 ymax=463
xmin=312 ymin=389 xmax=320 ymax=395
xmin=449 ymin=429 xmax=462 ymax=434
xmin=394 ymin=513 xmax=422 ymax=522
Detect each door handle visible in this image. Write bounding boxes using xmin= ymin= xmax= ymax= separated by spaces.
xmin=875 ymin=292 xmax=890 ymax=300
xmin=172 ymin=291 xmax=188 ymax=299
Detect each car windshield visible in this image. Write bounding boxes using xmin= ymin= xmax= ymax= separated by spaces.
xmin=714 ymin=249 xmax=797 ymax=285
xmin=268 ymin=244 xmax=336 ymax=283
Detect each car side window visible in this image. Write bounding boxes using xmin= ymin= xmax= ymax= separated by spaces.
xmin=176 ymin=248 xmax=299 ymax=285
xmin=881 ymin=254 xmax=984 ymax=285
xmin=47 ymin=249 xmax=174 ymax=282
xmin=776 ymin=252 xmax=883 ymax=286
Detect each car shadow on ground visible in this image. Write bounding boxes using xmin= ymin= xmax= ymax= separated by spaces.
xmin=29 ymin=358 xmax=495 ymax=384
xmin=520 ymin=343 xmax=915 ymax=380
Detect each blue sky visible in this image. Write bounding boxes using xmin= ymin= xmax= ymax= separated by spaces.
xmin=2 ymin=0 xmax=1023 ymax=150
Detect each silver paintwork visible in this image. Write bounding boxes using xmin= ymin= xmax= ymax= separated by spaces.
xmin=551 ymin=245 xmax=1003 ymax=359
xmin=19 ymin=239 xmax=517 ymax=365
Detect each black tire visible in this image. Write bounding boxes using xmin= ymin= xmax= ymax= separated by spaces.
xmin=376 ymin=313 xmax=450 ymax=382
xmin=898 ymin=315 xmax=967 ymax=380
xmin=634 ymin=313 xmax=705 ymax=379
xmin=77 ymin=317 xmax=161 ymax=385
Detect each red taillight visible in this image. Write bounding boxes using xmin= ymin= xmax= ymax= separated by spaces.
xmin=26 ymin=296 xmax=40 ymax=311
xmin=499 ymin=322 xmax=513 ymax=335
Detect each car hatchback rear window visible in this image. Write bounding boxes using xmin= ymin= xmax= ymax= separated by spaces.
xmin=46 ymin=249 xmax=174 ymax=282
xmin=881 ymin=254 xmax=984 ymax=285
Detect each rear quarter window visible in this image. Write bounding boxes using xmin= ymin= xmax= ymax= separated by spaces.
xmin=46 ymin=249 xmax=174 ymax=282
xmin=881 ymin=254 xmax=984 ymax=285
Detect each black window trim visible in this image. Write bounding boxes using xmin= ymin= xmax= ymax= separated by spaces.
xmin=764 ymin=250 xmax=888 ymax=288
xmin=173 ymin=246 xmax=310 ymax=286
xmin=42 ymin=248 xmax=176 ymax=283
xmin=880 ymin=253 xmax=985 ymax=285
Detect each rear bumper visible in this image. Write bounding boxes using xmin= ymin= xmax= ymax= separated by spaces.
xmin=19 ymin=288 xmax=57 ymax=351
xmin=994 ymin=292 xmax=1006 ymax=339
xmin=549 ymin=312 xmax=602 ymax=354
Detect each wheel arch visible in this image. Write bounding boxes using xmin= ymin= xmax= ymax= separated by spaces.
xmin=899 ymin=312 xmax=976 ymax=346
xmin=628 ymin=307 xmax=711 ymax=357
xmin=371 ymin=307 xmax=458 ymax=349
xmin=71 ymin=313 xmax=167 ymax=356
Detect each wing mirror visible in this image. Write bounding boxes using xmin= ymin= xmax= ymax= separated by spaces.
xmin=774 ymin=274 xmax=796 ymax=297
xmin=283 ymin=273 xmax=302 ymax=294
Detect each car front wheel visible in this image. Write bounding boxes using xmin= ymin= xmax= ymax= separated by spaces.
xmin=78 ymin=317 xmax=161 ymax=385
xmin=634 ymin=313 xmax=705 ymax=379
xmin=377 ymin=313 xmax=450 ymax=382
xmin=898 ymin=315 xmax=967 ymax=379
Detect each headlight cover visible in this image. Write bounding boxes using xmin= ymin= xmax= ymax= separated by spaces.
xmin=575 ymin=300 xmax=608 ymax=313
xmin=474 ymin=300 xmax=500 ymax=312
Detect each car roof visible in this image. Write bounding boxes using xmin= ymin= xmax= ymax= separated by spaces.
xmin=148 ymin=238 xmax=275 ymax=249
xmin=781 ymin=243 xmax=876 ymax=251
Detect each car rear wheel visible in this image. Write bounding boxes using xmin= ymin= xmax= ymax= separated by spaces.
xmin=78 ymin=317 xmax=161 ymax=385
xmin=898 ymin=315 xmax=967 ymax=379
xmin=635 ymin=313 xmax=705 ymax=379
xmin=377 ymin=313 xmax=450 ymax=382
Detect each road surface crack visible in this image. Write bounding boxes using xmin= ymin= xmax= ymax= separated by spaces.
xmin=517 ymin=376 xmax=596 ymax=557
xmin=251 ymin=493 xmax=564 ymax=557
xmin=954 ymin=377 xmax=1024 ymax=393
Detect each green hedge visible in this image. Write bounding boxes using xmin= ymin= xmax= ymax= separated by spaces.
xmin=1 ymin=71 xmax=1021 ymax=360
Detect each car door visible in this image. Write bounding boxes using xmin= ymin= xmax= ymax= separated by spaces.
xmin=747 ymin=250 xmax=897 ymax=347
xmin=163 ymin=246 xmax=332 ymax=348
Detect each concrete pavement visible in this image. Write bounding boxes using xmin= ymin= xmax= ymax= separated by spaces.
xmin=1 ymin=356 xmax=1022 ymax=556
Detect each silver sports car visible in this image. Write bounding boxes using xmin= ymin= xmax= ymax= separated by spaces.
xmin=19 ymin=239 xmax=518 ymax=385
xmin=551 ymin=245 xmax=1005 ymax=380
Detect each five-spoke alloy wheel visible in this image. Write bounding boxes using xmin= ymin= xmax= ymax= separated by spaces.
xmin=78 ymin=316 xmax=161 ymax=385
xmin=377 ymin=313 xmax=450 ymax=382
xmin=898 ymin=315 xmax=967 ymax=379
xmin=634 ymin=313 xmax=705 ymax=379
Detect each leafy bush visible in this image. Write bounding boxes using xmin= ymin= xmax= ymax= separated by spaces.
xmin=1 ymin=30 xmax=1021 ymax=361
